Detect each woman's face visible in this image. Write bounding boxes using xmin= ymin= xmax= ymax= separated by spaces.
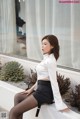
xmin=42 ymin=39 xmax=54 ymax=54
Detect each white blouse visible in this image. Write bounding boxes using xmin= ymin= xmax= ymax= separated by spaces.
xmin=36 ymin=53 xmax=68 ymax=111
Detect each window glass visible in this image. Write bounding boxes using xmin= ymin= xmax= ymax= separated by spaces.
xmin=0 ymin=0 xmax=80 ymax=71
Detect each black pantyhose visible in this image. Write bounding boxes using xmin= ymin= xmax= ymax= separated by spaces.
xmin=9 ymin=92 xmax=38 ymax=119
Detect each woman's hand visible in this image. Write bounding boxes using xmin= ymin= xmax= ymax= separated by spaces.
xmin=59 ymin=108 xmax=70 ymax=113
xmin=20 ymin=83 xmax=36 ymax=96
xmin=21 ymin=88 xmax=33 ymax=96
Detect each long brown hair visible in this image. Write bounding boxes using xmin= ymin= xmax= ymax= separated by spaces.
xmin=42 ymin=35 xmax=60 ymax=60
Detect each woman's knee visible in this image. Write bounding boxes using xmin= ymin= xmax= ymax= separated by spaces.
xmin=9 ymin=107 xmax=17 ymax=118
xmin=14 ymin=93 xmax=22 ymax=105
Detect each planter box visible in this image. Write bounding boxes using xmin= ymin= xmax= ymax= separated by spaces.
xmin=0 ymin=54 xmax=80 ymax=119
xmin=0 ymin=54 xmax=80 ymax=89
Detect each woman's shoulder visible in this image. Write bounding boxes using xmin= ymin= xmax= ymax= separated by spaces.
xmin=46 ymin=54 xmax=56 ymax=65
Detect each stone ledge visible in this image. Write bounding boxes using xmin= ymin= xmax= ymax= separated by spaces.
xmin=0 ymin=81 xmax=80 ymax=119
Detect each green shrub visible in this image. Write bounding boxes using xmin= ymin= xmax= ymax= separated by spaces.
xmin=0 ymin=61 xmax=25 ymax=82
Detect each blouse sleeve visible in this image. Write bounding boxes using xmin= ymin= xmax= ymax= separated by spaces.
xmin=47 ymin=58 xmax=68 ymax=111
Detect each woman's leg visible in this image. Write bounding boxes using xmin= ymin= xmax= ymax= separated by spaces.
xmin=9 ymin=93 xmax=38 ymax=119
xmin=14 ymin=92 xmax=29 ymax=119
xmin=14 ymin=92 xmax=28 ymax=106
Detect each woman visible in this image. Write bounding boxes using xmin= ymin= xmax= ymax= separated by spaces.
xmin=9 ymin=35 xmax=69 ymax=119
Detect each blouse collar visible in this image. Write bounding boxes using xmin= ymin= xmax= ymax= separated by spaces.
xmin=43 ymin=53 xmax=54 ymax=60
xmin=43 ymin=53 xmax=49 ymax=59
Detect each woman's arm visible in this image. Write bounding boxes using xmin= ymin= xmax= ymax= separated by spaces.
xmin=30 ymin=82 xmax=37 ymax=91
xmin=47 ymin=58 xmax=68 ymax=111
xmin=21 ymin=82 xmax=37 ymax=95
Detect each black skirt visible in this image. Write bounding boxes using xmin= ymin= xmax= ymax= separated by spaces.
xmin=33 ymin=80 xmax=54 ymax=105
xmin=33 ymin=80 xmax=54 ymax=117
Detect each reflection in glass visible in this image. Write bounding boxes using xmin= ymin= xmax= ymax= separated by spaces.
xmin=0 ymin=0 xmax=80 ymax=71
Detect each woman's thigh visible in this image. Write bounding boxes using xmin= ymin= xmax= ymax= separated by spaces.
xmin=10 ymin=94 xmax=38 ymax=117
xmin=14 ymin=92 xmax=28 ymax=105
